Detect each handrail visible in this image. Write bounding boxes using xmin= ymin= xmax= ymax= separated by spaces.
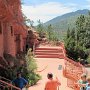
xmin=0 ymin=80 xmax=20 ymax=90
xmin=0 ymin=64 xmax=7 ymax=70
xmin=0 ymin=76 xmax=11 ymax=82
xmin=66 ymin=57 xmax=82 ymax=67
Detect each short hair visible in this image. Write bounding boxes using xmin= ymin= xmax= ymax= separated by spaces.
xmin=87 ymin=77 xmax=90 ymax=81
xmin=81 ymin=74 xmax=87 ymax=78
xmin=47 ymin=73 xmax=53 ymax=79
xmin=17 ymin=72 xmax=21 ymax=77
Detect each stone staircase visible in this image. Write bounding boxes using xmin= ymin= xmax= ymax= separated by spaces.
xmin=35 ymin=45 xmax=87 ymax=90
xmin=35 ymin=47 xmax=64 ymax=58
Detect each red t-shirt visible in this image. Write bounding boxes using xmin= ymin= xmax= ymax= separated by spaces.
xmin=45 ymin=80 xmax=61 ymax=90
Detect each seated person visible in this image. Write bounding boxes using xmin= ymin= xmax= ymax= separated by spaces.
xmin=77 ymin=74 xmax=87 ymax=90
xmin=86 ymin=77 xmax=90 ymax=90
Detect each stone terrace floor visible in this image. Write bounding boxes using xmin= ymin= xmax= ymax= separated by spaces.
xmin=28 ymin=46 xmax=73 ymax=90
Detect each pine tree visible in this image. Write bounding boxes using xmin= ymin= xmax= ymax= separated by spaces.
xmin=37 ymin=20 xmax=45 ymax=38
xmin=76 ymin=15 xmax=86 ymax=46
xmin=64 ymin=14 xmax=89 ymax=61
xmin=84 ymin=13 xmax=90 ymax=48
xmin=66 ymin=28 xmax=71 ymax=38
xmin=47 ymin=24 xmax=54 ymax=41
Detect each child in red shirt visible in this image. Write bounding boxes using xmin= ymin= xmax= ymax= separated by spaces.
xmin=45 ymin=73 xmax=61 ymax=90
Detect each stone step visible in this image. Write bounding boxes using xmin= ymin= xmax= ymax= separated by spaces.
xmin=35 ymin=47 xmax=64 ymax=58
xmin=35 ymin=50 xmax=63 ymax=53
xmin=36 ymin=48 xmax=62 ymax=51
xmin=35 ymin=55 xmax=58 ymax=58
xmin=35 ymin=54 xmax=64 ymax=59
xmin=35 ymin=52 xmax=63 ymax=56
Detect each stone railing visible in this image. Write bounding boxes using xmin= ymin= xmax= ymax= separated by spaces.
xmin=60 ymin=42 xmax=87 ymax=90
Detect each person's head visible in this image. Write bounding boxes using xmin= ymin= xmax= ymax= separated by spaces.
xmin=47 ymin=73 xmax=53 ymax=80
xmin=87 ymin=77 xmax=90 ymax=83
xmin=81 ymin=74 xmax=87 ymax=81
xmin=17 ymin=72 xmax=22 ymax=78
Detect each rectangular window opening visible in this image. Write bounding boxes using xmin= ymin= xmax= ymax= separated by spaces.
xmin=0 ymin=22 xmax=2 ymax=34
xmin=10 ymin=26 xmax=13 ymax=36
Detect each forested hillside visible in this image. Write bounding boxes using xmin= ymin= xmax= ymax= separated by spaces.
xmin=44 ymin=9 xmax=89 ymax=40
xmin=64 ymin=13 xmax=90 ymax=64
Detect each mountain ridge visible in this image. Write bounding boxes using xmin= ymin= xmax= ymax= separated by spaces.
xmin=44 ymin=9 xmax=89 ymax=25
xmin=44 ymin=9 xmax=89 ymax=40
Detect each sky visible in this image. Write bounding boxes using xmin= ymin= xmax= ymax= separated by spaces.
xmin=22 ymin=0 xmax=90 ymax=25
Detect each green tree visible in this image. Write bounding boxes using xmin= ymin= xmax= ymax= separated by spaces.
xmin=64 ymin=12 xmax=90 ymax=62
xmin=23 ymin=13 xmax=34 ymax=27
xmin=66 ymin=28 xmax=71 ymax=38
xmin=37 ymin=20 xmax=46 ymax=38
xmin=84 ymin=13 xmax=90 ymax=48
xmin=27 ymin=19 xmax=34 ymax=27
xmin=47 ymin=24 xmax=54 ymax=41
xmin=65 ymin=28 xmax=78 ymax=60
xmin=76 ymin=15 xmax=86 ymax=47
xmin=45 ymin=24 xmax=58 ymax=44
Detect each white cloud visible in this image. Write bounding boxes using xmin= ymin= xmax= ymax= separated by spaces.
xmin=85 ymin=5 xmax=90 ymax=9
xmin=85 ymin=0 xmax=90 ymax=9
xmin=22 ymin=2 xmax=76 ymax=25
xmin=86 ymin=0 xmax=90 ymax=2
xmin=86 ymin=0 xmax=90 ymax=3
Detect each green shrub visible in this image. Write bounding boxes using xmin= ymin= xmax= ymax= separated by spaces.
xmin=25 ymin=49 xmax=41 ymax=85
xmin=87 ymin=55 xmax=90 ymax=64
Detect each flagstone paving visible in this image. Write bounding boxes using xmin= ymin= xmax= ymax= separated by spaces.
xmin=29 ymin=46 xmax=73 ymax=90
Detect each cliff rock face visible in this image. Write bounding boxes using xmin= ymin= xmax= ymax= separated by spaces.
xmin=0 ymin=0 xmax=40 ymax=81
xmin=26 ymin=27 xmax=39 ymax=51
xmin=0 ymin=0 xmax=28 ymax=79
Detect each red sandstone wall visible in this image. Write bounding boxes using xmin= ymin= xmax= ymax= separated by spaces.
xmin=3 ymin=22 xmax=16 ymax=56
xmin=0 ymin=0 xmax=26 ymax=56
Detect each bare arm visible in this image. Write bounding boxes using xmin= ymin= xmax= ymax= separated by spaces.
xmin=78 ymin=84 xmax=86 ymax=87
xmin=56 ymin=77 xmax=61 ymax=86
xmin=76 ymin=81 xmax=86 ymax=87
xmin=45 ymin=83 xmax=48 ymax=90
